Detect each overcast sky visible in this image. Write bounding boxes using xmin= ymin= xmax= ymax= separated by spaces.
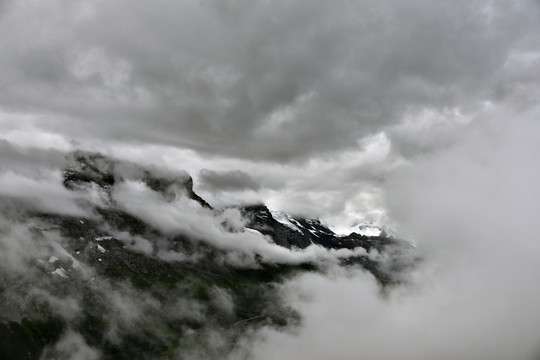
xmin=2 ymin=1 xmax=540 ymax=359
xmin=1 ymin=0 xmax=538 ymax=220
xmin=1 ymin=0 xmax=540 ymax=225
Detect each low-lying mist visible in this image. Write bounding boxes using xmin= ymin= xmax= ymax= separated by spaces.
xmin=252 ymin=107 xmax=540 ymax=360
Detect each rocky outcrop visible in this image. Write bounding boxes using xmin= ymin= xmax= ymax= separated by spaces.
xmin=241 ymin=204 xmax=397 ymax=253
xmin=240 ymin=205 xmax=312 ymax=249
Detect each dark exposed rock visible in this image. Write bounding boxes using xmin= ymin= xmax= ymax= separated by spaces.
xmin=143 ymin=171 xmax=212 ymax=209
xmin=240 ymin=204 xmax=400 ymax=254
xmin=62 ymin=151 xmax=116 ymax=191
xmin=241 ymin=204 xmax=312 ymax=249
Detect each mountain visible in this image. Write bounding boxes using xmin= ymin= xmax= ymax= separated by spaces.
xmin=0 ymin=151 xmax=415 ymax=360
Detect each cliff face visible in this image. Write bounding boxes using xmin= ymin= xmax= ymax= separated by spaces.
xmin=0 ymin=151 xmax=415 ymax=360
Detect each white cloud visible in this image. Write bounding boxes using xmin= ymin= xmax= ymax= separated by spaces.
xmin=253 ymin=104 xmax=540 ymax=360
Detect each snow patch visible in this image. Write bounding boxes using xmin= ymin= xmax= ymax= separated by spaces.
xmin=357 ymin=225 xmax=382 ymax=237
xmin=332 ymin=219 xmax=383 ymax=237
xmin=51 ymin=268 xmax=69 ymax=278
xmin=270 ymin=211 xmax=301 ymax=232
xmin=95 ymin=236 xmax=113 ymax=242
xmin=245 ymin=227 xmax=263 ymax=235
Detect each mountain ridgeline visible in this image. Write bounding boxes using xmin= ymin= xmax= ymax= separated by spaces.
xmin=0 ymin=151 xmax=415 ymax=360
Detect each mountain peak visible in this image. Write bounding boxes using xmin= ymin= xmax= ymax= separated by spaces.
xmin=0 ymin=150 xmax=416 ymax=360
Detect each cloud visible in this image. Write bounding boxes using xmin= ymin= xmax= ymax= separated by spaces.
xmin=199 ymin=169 xmax=261 ymax=192
xmin=1 ymin=0 xmax=539 ymax=162
xmin=252 ymin=104 xmax=540 ymax=360
xmin=0 ymin=170 xmax=89 ymax=217
xmin=41 ymin=330 xmax=101 ymax=360
xmin=0 ymin=139 xmax=66 ymax=172
xmin=1 ymin=0 xmax=539 ymax=232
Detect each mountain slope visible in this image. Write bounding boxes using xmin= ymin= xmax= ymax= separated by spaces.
xmin=0 ymin=151 xmax=414 ymax=360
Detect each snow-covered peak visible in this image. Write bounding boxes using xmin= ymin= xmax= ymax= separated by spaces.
xmin=331 ymin=219 xmax=383 ymax=237
xmin=357 ymin=224 xmax=382 ymax=237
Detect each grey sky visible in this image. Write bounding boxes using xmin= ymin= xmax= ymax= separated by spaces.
xmin=1 ymin=0 xmax=539 ymax=160
xmin=199 ymin=169 xmax=261 ymax=192
xmin=1 ymin=0 xmax=539 ymax=224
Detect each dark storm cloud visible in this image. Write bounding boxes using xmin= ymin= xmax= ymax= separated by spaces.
xmin=1 ymin=0 xmax=539 ymax=161
xmin=199 ymin=169 xmax=260 ymax=192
